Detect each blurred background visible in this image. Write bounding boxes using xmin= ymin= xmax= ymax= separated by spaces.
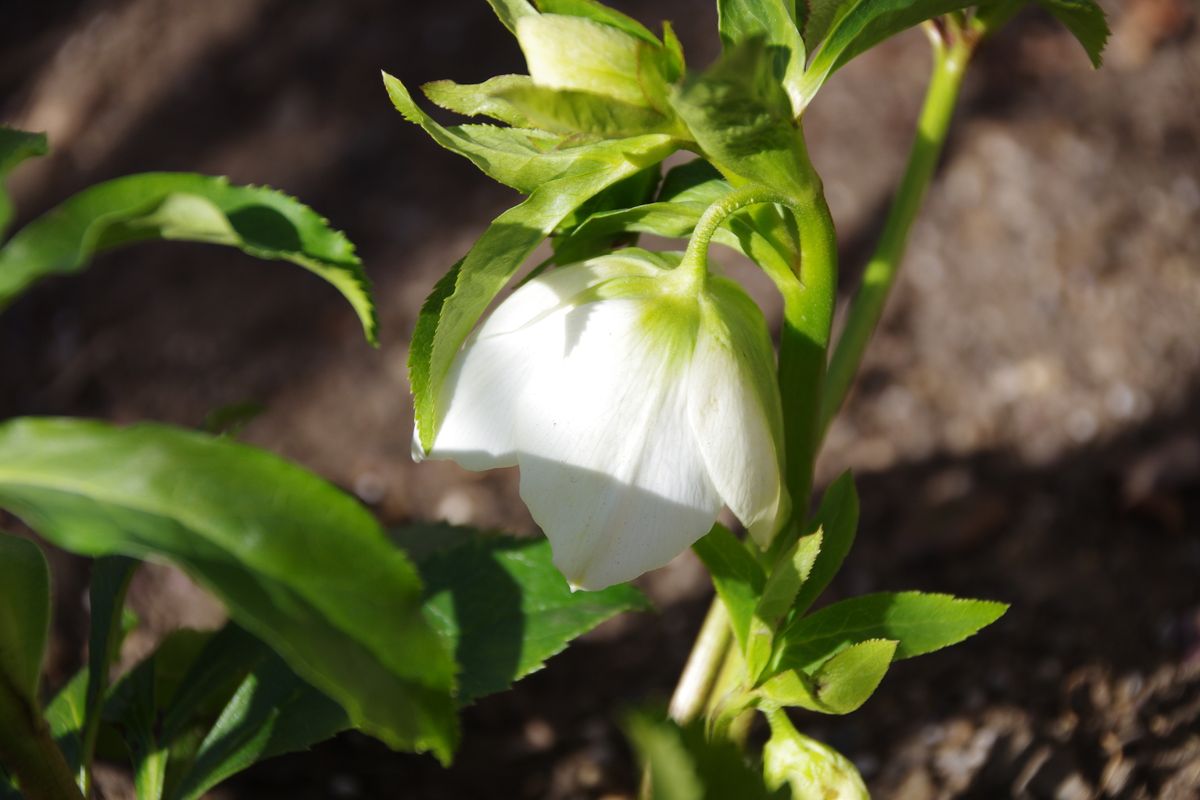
xmin=1 ymin=0 xmax=1197 ymax=797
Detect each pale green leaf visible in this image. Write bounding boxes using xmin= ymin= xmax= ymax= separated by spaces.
xmin=494 ymin=84 xmax=675 ymax=137
xmin=717 ymin=0 xmax=806 ymax=112
xmin=486 ymin=0 xmax=539 ymax=32
xmin=421 ymin=76 xmax=537 ymax=127
xmin=0 ymin=173 xmax=375 ymax=343
xmin=779 ymin=591 xmax=1009 ymax=673
xmin=746 ymin=531 xmax=823 ymax=682
xmin=0 ymin=418 xmax=457 ymax=762
xmin=764 ymin=709 xmax=868 ymax=799
xmin=806 ymin=638 xmax=896 ymax=713
xmin=536 ymin=0 xmax=661 ymax=45
xmin=406 ymin=528 xmax=649 ymax=702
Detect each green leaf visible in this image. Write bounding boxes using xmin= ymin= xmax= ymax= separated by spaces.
xmin=536 ymin=0 xmax=661 ymax=46
xmin=745 ymin=531 xmax=822 ymax=682
xmin=0 ymin=173 xmax=376 ymax=344
xmin=405 ymin=126 xmax=677 ymax=450
xmin=1035 ymin=0 xmax=1110 ymax=67
xmin=717 ymin=0 xmax=806 ymax=112
xmin=626 ymin=713 xmax=788 ymax=800
xmin=670 ymin=38 xmax=809 ymax=197
xmin=692 ymin=525 xmax=765 ymax=655
xmin=407 ymin=527 xmax=649 ymax=702
xmin=485 ymin=0 xmax=539 ymax=32
xmin=0 ymin=532 xmax=50 ymax=706
xmin=493 ymin=84 xmax=675 ymax=137
xmin=799 ymin=0 xmax=993 ymax=105
xmin=0 ymin=128 xmax=49 ymax=237
xmin=82 ymin=557 xmax=137 ymax=781
xmin=808 ymin=638 xmax=896 ymax=714
xmin=170 ymin=652 xmax=347 ymax=800
xmin=515 ymin=14 xmax=672 ymax=110
xmin=763 ymin=709 xmax=868 ymax=800
xmin=422 ymin=76 xmax=537 ymax=127
xmin=790 ymin=472 xmax=858 ymax=618
xmin=779 ymin=591 xmax=1009 ymax=673
xmin=0 ymin=418 xmax=457 ymax=762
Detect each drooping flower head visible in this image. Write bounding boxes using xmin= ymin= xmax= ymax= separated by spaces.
xmin=416 ymin=250 xmax=788 ymax=590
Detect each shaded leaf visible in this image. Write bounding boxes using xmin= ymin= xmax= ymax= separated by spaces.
xmin=81 ymin=558 xmax=137 ymax=781
xmin=410 ymin=527 xmax=649 ymax=702
xmin=1036 ymin=0 xmax=1109 ymax=67
xmin=790 ymin=472 xmax=858 ymax=618
xmin=0 ymin=532 xmax=50 ymax=705
xmin=0 ymin=128 xmax=48 ymax=237
xmin=0 ymin=418 xmax=457 ymax=762
xmin=746 ymin=531 xmax=822 ymax=682
xmin=717 ymin=0 xmax=806 ymax=112
xmin=779 ymin=591 xmax=1008 ymax=673
xmin=692 ymin=525 xmax=765 ymax=654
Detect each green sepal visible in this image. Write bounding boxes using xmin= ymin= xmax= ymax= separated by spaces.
xmin=763 ymin=709 xmax=869 ymax=799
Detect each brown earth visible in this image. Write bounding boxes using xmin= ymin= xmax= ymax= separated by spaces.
xmin=1 ymin=0 xmax=1198 ymax=797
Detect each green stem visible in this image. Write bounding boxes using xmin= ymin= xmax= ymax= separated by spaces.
xmin=677 ymin=185 xmax=793 ymax=286
xmin=818 ymin=31 xmax=973 ymax=439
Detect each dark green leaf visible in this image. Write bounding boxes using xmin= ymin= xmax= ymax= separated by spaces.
xmin=0 ymin=128 xmax=48 ymax=237
xmin=626 ymin=713 xmax=788 ymax=800
xmin=717 ymin=0 xmax=806 ymax=111
xmin=410 ymin=527 xmax=649 ymax=702
xmin=1035 ymin=0 xmax=1109 ymax=67
xmin=170 ymin=653 xmax=347 ymax=800
xmin=0 ymin=532 xmax=50 ymax=706
xmin=81 ymin=557 xmax=137 ymax=780
xmin=0 ymin=173 xmax=376 ymax=343
xmin=0 ymin=418 xmax=457 ymax=762
xmin=779 ymin=591 xmax=1008 ymax=673
xmin=790 ymin=472 xmax=858 ymax=618
xmin=692 ymin=525 xmax=765 ymax=654
xmin=422 ymin=76 xmax=537 ymax=127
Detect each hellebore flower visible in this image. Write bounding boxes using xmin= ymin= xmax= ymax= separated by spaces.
xmin=416 ymin=251 xmax=788 ymax=590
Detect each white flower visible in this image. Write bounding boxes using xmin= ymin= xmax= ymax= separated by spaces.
xmin=416 ymin=252 xmax=789 ymax=590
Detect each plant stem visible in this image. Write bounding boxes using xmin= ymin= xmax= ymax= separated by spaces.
xmin=668 ymin=599 xmax=731 ymax=724
xmin=819 ymin=30 xmax=974 ymax=439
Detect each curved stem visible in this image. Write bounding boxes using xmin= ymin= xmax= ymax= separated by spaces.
xmin=677 ymin=185 xmax=793 ymax=286
xmin=819 ymin=31 xmax=973 ymax=439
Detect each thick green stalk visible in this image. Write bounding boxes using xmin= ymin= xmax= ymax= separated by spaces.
xmin=819 ymin=33 xmax=972 ymax=438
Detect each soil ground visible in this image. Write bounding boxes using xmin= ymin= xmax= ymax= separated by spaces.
xmin=1 ymin=0 xmax=1198 ymax=797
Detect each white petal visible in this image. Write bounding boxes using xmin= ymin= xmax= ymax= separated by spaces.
xmin=687 ymin=300 xmax=789 ymax=548
xmin=514 ymin=297 xmax=721 ymax=590
xmin=425 ymin=263 xmax=617 ymax=470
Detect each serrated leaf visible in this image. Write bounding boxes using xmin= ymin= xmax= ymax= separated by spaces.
xmin=486 ymin=0 xmax=539 ymax=32
xmin=789 ymin=473 xmax=858 ymax=621
xmin=746 ymin=531 xmax=823 ymax=682
xmin=807 ymin=638 xmax=895 ymax=713
xmin=717 ymin=0 xmax=806 ymax=113
xmin=406 ymin=126 xmax=676 ymax=450
xmin=692 ymin=525 xmax=766 ymax=655
xmin=670 ymin=38 xmax=809 ymax=196
xmin=0 ymin=128 xmax=49 ymax=237
xmin=495 ymin=84 xmax=676 ymax=138
xmin=779 ymin=591 xmax=1009 ymax=673
xmin=1036 ymin=0 xmax=1109 ymax=67
xmin=170 ymin=652 xmax=347 ymax=800
xmin=422 ymin=76 xmax=537 ymax=127
xmin=799 ymin=0 xmax=987 ymax=106
xmin=626 ymin=713 xmax=788 ymax=800
xmin=0 ymin=418 xmax=457 ymax=762
xmin=536 ymin=0 xmax=661 ymax=45
xmin=410 ymin=528 xmax=649 ymax=702
xmin=0 ymin=174 xmax=375 ymax=342
xmin=763 ymin=709 xmax=868 ymax=799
